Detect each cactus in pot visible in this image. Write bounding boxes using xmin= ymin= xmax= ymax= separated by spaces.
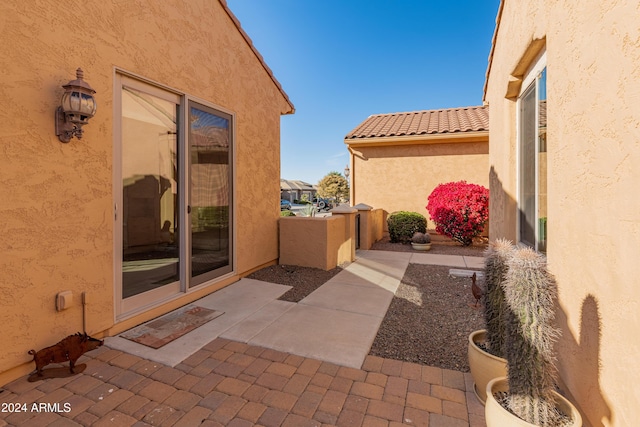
xmin=468 ymin=239 xmax=512 ymax=404
xmin=483 ymin=238 xmax=513 ymax=358
xmin=502 ymin=246 xmax=560 ymax=426
xmin=411 ymin=232 xmax=431 ymax=244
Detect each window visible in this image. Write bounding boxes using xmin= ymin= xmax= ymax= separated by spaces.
xmin=115 ymin=74 xmax=234 ymax=316
xmin=518 ymin=62 xmax=547 ymax=252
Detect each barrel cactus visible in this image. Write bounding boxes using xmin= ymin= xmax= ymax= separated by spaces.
xmin=483 ymin=238 xmax=513 ymax=358
xmin=503 ymin=246 xmax=560 ymax=426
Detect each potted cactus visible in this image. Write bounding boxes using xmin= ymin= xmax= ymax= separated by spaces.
xmin=410 ymin=232 xmax=431 ymax=251
xmin=468 ymin=238 xmax=512 ymax=404
xmin=485 ymin=247 xmax=581 ymax=427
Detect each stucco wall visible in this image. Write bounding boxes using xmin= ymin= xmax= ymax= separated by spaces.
xmin=0 ymin=0 xmax=291 ymax=382
xmin=279 ymin=216 xmax=353 ymax=270
xmin=349 ymin=140 xmax=489 ymax=226
xmin=486 ymin=1 xmax=640 ymax=425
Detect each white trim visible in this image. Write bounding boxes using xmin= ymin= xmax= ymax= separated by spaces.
xmin=520 ymin=50 xmax=547 ymax=96
xmin=516 ymin=49 xmax=547 ymax=251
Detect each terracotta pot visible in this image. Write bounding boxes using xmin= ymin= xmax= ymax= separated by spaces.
xmin=410 ymin=242 xmax=431 ymax=251
xmin=468 ymin=330 xmax=507 ymax=405
xmin=485 ymin=377 xmax=582 ymax=427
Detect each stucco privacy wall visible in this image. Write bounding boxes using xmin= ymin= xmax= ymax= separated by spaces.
xmin=349 ymin=141 xmax=489 ymax=222
xmin=0 ymin=0 xmax=292 ymax=381
xmin=485 ymin=1 xmax=640 ymax=425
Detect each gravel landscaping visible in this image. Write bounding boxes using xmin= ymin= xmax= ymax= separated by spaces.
xmin=246 ymin=237 xmax=487 ymax=372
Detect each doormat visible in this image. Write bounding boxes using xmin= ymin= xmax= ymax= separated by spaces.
xmin=121 ymin=305 xmax=223 ymax=349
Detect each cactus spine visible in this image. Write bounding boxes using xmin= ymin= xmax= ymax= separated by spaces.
xmin=503 ymin=246 xmax=560 ymax=426
xmin=483 ymin=238 xmax=513 ymax=358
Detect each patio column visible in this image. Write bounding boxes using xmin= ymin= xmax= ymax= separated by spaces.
xmin=331 ymin=205 xmax=358 ymax=262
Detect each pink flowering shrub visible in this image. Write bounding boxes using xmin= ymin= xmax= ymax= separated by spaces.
xmin=426 ymin=181 xmax=489 ymax=246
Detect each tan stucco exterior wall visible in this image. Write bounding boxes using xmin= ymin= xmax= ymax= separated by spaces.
xmin=485 ymin=1 xmax=640 ymax=425
xmin=279 ymin=216 xmax=354 ymax=271
xmin=348 ymin=139 xmax=489 ymax=226
xmin=0 ymin=0 xmax=291 ymax=383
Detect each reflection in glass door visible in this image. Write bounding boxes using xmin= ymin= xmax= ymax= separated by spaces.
xmin=189 ymin=102 xmax=233 ymax=286
xmin=121 ymin=84 xmax=180 ymax=299
xmin=116 ymin=75 xmax=234 ymax=316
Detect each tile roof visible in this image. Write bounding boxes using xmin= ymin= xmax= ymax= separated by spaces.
xmin=345 ymin=105 xmax=489 ymax=140
xmin=280 ymin=179 xmax=317 ymax=191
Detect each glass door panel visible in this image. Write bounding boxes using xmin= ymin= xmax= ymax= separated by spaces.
xmin=121 ymin=86 xmax=180 ymax=298
xmin=537 ymin=68 xmax=547 ymax=253
xmin=189 ymin=102 xmax=232 ymax=286
xmin=519 ymin=83 xmax=536 ymax=247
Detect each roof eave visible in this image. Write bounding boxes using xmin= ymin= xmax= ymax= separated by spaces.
xmin=344 ymin=130 xmax=489 ymax=148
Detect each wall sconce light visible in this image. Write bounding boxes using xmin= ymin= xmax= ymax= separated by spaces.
xmin=55 ymin=68 xmax=97 ymax=143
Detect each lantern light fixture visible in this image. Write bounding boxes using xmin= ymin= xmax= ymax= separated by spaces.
xmin=55 ymin=68 xmax=97 ymax=143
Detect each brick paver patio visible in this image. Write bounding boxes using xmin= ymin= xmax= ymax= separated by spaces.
xmin=0 ymin=338 xmax=485 ymax=426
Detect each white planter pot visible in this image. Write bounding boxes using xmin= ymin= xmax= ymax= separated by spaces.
xmin=468 ymin=330 xmax=507 ymax=405
xmin=410 ymin=242 xmax=431 ymax=251
xmin=485 ymin=377 xmax=582 ymax=427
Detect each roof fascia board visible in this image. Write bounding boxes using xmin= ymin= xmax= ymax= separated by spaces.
xmin=344 ymin=131 xmax=489 ymax=147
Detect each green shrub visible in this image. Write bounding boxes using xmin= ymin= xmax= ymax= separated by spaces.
xmin=387 ymin=211 xmax=427 ymax=243
xmin=280 ymin=210 xmax=296 ymax=217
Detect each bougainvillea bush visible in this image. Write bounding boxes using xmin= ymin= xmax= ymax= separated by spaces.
xmin=426 ymin=181 xmax=489 ymax=246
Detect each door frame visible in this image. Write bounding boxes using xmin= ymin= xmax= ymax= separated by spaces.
xmin=113 ymin=69 xmax=237 ymax=321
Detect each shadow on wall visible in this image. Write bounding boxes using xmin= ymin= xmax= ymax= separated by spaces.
xmin=490 ymin=166 xmax=612 ymax=426
xmin=556 ymin=295 xmax=613 ymax=427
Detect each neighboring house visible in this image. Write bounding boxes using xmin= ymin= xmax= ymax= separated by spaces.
xmin=485 ymin=0 xmax=639 ymax=425
xmin=344 ymin=106 xmax=489 ymax=222
xmin=0 ymin=0 xmax=293 ymax=384
xmin=280 ymin=179 xmax=318 ymax=202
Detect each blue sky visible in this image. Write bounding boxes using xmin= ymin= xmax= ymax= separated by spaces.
xmin=226 ymin=1 xmax=500 ymax=185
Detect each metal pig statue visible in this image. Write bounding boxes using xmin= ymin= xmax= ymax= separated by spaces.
xmin=28 ymin=332 xmax=104 ymax=376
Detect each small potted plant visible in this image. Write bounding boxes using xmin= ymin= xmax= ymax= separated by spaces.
xmin=468 ymin=238 xmax=511 ymax=404
xmin=410 ymin=231 xmax=431 ymax=251
xmin=485 ymin=246 xmax=581 ymax=427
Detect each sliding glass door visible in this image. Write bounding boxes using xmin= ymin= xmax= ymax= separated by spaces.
xmin=116 ymin=75 xmax=233 ymax=316
xmin=189 ymin=102 xmax=233 ymax=286
xmin=120 ymin=82 xmax=180 ymax=303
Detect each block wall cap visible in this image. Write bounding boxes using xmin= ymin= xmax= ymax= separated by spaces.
xmin=331 ymin=206 xmax=358 ymax=213
xmin=353 ymin=203 xmax=373 ymax=211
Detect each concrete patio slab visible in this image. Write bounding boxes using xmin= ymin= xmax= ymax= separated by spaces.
xmin=220 ymin=299 xmax=296 ymax=342
xmin=410 ymin=253 xmax=467 ymax=267
xmin=342 ymin=257 xmax=409 ymax=285
xmin=356 ymin=249 xmax=412 ymax=261
xmin=247 ymin=304 xmax=382 ymax=368
xmin=328 ymin=268 xmax=402 ymax=293
xmin=464 ymin=255 xmax=486 ymax=269
xmin=107 ymin=278 xmax=291 ymax=367
xmin=299 ymin=280 xmax=394 ymax=317
xmin=342 ymin=261 xmax=389 ymax=285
